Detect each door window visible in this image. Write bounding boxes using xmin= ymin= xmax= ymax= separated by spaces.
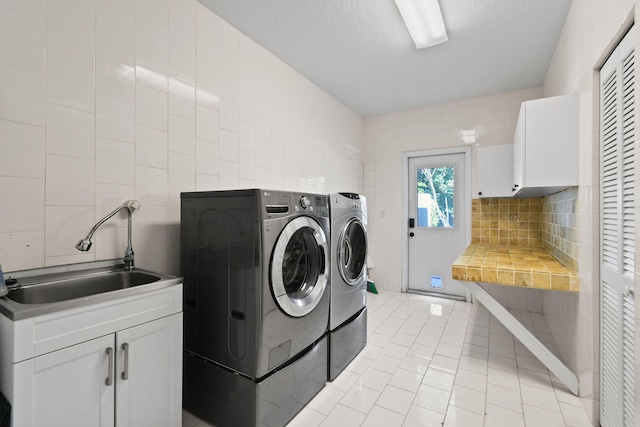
xmin=416 ymin=165 xmax=455 ymax=228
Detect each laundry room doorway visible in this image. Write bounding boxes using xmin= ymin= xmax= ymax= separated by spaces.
xmin=403 ymin=147 xmax=471 ymax=300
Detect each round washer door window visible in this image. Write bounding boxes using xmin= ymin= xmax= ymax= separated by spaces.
xmin=271 ymin=216 xmax=329 ymax=317
xmin=338 ymin=218 xmax=367 ymax=285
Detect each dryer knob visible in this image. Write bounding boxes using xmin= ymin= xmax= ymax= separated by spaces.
xmin=300 ymin=196 xmax=311 ymax=209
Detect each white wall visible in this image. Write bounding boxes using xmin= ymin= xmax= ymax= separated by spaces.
xmin=0 ymin=0 xmax=364 ymax=275
xmin=363 ymin=87 xmax=542 ymax=292
xmin=541 ymin=0 xmax=636 ymax=424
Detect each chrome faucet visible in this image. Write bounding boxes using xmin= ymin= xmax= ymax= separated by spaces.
xmin=76 ymin=200 xmax=141 ymax=271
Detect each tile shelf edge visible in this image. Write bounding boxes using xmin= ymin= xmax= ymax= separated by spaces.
xmin=451 ymin=243 xmax=579 ymax=292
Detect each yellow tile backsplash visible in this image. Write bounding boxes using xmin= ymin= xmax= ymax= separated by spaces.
xmin=453 ymin=190 xmax=579 ymax=292
xmin=471 ymin=198 xmax=542 ymax=246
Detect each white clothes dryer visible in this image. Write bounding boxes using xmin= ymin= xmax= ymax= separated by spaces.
xmin=328 ymin=192 xmax=368 ymax=381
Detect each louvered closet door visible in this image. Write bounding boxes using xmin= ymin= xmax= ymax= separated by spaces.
xmin=600 ymin=25 xmax=635 ymax=427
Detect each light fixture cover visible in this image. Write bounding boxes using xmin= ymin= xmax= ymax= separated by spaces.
xmin=395 ymin=0 xmax=448 ymax=49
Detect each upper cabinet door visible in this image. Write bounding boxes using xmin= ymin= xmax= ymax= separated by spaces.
xmin=512 ymin=94 xmax=579 ymax=197
xmin=477 ymin=144 xmax=514 ymax=198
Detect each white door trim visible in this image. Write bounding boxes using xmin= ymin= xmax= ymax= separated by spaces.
xmin=401 ymin=146 xmax=472 ymax=293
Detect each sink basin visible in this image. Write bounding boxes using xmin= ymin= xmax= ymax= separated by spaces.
xmin=7 ymin=271 xmax=161 ymax=304
xmin=0 ymin=260 xmax=182 ymax=320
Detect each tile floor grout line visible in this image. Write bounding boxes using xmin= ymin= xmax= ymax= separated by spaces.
xmin=184 ymin=290 xmax=592 ymax=427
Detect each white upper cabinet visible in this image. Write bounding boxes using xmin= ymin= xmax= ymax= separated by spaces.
xmin=476 ymin=144 xmax=514 ymax=198
xmin=512 ymin=94 xmax=579 ymax=197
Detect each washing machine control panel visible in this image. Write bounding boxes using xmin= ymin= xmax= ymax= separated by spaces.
xmin=299 ymin=195 xmax=311 ymax=209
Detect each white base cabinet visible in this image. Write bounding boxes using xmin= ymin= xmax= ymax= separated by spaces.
xmin=16 ymin=334 xmax=115 ymax=427
xmin=0 ymin=284 xmax=183 ymax=427
xmin=13 ymin=314 xmax=182 ymax=427
xmin=116 ymin=314 xmax=182 ymax=427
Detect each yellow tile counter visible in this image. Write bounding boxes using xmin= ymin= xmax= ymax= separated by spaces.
xmin=452 ymin=243 xmax=579 ymax=292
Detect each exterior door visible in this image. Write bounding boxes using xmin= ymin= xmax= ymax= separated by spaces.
xmin=407 ymin=152 xmax=468 ymax=298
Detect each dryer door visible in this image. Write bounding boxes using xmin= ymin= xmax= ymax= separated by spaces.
xmin=271 ymin=216 xmax=329 ymax=317
xmin=338 ymin=218 xmax=367 ymax=285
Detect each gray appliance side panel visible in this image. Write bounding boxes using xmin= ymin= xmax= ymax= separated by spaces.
xmin=328 ymin=307 xmax=367 ymax=381
xmin=183 ymin=336 xmax=327 ymax=427
xmin=183 ymin=352 xmax=257 ymax=426
xmin=181 ymin=192 xmax=260 ymax=376
xmin=257 ymin=335 xmax=327 ymax=427
xmin=329 ymin=211 xmax=367 ymax=330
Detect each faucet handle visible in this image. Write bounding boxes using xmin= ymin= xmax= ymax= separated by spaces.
xmin=122 ymin=200 xmax=140 ymax=213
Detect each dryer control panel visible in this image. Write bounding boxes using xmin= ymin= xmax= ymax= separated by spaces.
xmin=260 ymin=190 xmax=329 ymax=218
xmin=299 ymin=196 xmax=311 ymax=209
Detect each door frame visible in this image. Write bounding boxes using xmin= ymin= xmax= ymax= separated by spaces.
xmin=401 ymin=146 xmax=472 ymax=294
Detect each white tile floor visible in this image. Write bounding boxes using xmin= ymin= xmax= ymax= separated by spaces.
xmin=183 ymin=290 xmax=592 ymax=427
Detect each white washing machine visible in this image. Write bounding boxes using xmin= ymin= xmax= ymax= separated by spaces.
xmin=328 ymin=192 xmax=368 ymax=381
xmin=181 ymin=189 xmax=330 ymax=427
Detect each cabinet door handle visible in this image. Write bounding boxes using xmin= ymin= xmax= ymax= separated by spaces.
xmin=121 ymin=343 xmax=129 ymax=380
xmin=105 ymin=347 xmax=114 ymax=386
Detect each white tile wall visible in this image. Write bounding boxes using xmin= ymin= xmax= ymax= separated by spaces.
xmin=363 ymin=87 xmax=543 ymax=294
xmin=46 ymin=104 xmax=95 ymax=158
xmin=0 ymin=120 xmax=45 ymax=179
xmin=0 ymin=0 xmax=363 ymax=274
xmin=541 ymin=0 xmax=636 ymax=424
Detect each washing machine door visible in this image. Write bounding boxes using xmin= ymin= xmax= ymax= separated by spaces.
xmin=338 ymin=218 xmax=367 ymax=285
xmin=271 ymin=216 xmax=329 ymax=317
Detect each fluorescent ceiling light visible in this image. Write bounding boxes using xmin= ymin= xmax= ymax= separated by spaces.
xmin=394 ymin=0 xmax=448 ymax=49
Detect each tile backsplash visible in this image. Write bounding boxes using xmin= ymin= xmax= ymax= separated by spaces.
xmin=471 ymin=198 xmax=542 ymax=247
xmin=541 ymin=187 xmax=579 ymax=271
xmin=472 ymin=187 xmax=579 ymax=272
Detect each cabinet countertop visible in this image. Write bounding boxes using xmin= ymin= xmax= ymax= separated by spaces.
xmin=451 ymin=243 xmax=579 ymax=292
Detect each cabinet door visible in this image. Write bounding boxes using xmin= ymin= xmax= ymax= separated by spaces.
xmin=513 ymin=106 xmax=526 ymax=192
xmin=524 ymin=95 xmax=578 ymax=187
xmin=476 ymin=144 xmax=513 ymax=197
xmin=513 ymin=94 xmax=578 ymax=196
xmin=14 ymin=334 xmax=115 ymax=427
xmin=115 ymin=314 xmax=183 ymax=427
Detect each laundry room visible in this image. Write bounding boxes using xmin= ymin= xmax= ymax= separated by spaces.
xmin=0 ymin=0 xmax=637 ymax=426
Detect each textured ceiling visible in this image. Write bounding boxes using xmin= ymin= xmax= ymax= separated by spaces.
xmin=197 ymin=0 xmax=573 ymax=117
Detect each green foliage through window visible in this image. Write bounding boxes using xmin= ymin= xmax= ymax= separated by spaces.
xmin=417 ymin=166 xmax=454 ymax=227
